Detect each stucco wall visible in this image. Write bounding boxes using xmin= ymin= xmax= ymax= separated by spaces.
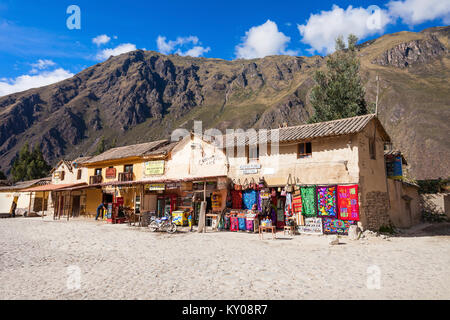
xmin=357 ymin=121 xmax=390 ymax=230
xmin=86 ymin=161 xmax=145 ymax=183
xmin=388 ymin=179 xmax=421 ymax=228
xmin=227 ymin=134 xmax=360 ymax=186
xmin=52 ymin=162 xmax=89 ymax=185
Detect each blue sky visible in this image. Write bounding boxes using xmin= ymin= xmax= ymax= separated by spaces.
xmin=0 ymin=0 xmax=449 ymax=96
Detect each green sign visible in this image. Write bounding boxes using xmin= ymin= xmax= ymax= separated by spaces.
xmin=145 ymin=160 xmax=165 ymax=175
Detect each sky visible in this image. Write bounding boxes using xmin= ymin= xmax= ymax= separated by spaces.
xmin=0 ymin=0 xmax=449 ymax=96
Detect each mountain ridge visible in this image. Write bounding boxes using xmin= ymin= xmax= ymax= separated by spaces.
xmin=0 ymin=26 xmax=449 ymax=180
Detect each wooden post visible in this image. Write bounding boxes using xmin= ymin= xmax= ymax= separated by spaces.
xmin=67 ymin=191 xmax=71 ymax=221
xmin=197 ymin=201 xmax=207 ymax=233
xmin=28 ymin=192 xmax=32 ymax=216
xmin=42 ymin=191 xmax=46 ymax=219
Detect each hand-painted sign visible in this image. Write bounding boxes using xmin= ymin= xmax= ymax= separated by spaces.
xmin=322 ymin=217 xmax=355 ymax=235
xmin=145 ymin=183 xmax=165 ymax=191
xmin=106 ymin=168 xmax=116 ymax=179
xmin=144 ymin=161 xmax=165 ymax=175
xmin=115 ymin=197 xmax=124 ymax=205
xmin=298 ymin=217 xmax=323 ymax=235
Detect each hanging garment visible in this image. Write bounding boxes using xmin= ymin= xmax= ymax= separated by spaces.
xmin=337 ymin=185 xmax=360 ymax=221
xmin=316 ymin=185 xmax=338 ymax=218
xmin=242 ymin=190 xmax=258 ymax=210
xmin=284 ymin=193 xmax=293 ymax=224
xmin=238 ymin=217 xmax=246 ymax=231
xmin=224 ymin=216 xmax=230 ymax=230
xmin=301 ymin=186 xmax=317 ymax=217
xmin=257 ymin=191 xmax=262 ymax=211
xmin=231 ymin=190 xmax=243 ymax=209
xmin=292 ymin=192 xmax=302 ymax=214
xmin=246 ymin=219 xmax=254 ymax=231
xmin=230 ymin=216 xmax=239 ymax=231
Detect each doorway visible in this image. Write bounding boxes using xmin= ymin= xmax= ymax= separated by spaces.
xmin=72 ymin=195 xmax=81 ymax=217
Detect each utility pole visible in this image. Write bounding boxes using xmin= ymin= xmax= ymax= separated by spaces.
xmin=375 ymin=75 xmax=380 ymax=116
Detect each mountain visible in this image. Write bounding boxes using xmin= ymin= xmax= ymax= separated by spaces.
xmin=0 ymin=26 xmax=449 ymax=180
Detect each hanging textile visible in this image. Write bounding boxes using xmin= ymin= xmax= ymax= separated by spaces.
xmin=238 ymin=217 xmax=246 ymax=231
xmin=284 ymin=193 xmax=293 ymax=224
xmin=292 ymin=192 xmax=302 ymax=213
xmin=224 ymin=215 xmax=230 ymax=230
xmin=230 ymin=216 xmax=239 ymax=231
xmin=337 ymin=185 xmax=360 ymax=221
xmin=301 ymin=186 xmax=317 ymax=217
xmin=242 ymin=190 xmax=258 ymax=210
xmin=316 ymin=185 xmax=337 ymax=217
xmin=322 ymin=217 xmax=355 ymax=235
xmin=257 ymin=191 xmax=262 ymax=211
xmin=231 ymin=190 xmax=242 ymax=209
xmin=246 ymin=219 xmax=254 ymax=231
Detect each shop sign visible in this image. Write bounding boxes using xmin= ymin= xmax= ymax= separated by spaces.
xmin=144 ymin=161 xmax=165 ymax=175
xmin=145 ymin=183 xmax=165 ymax=191
xmin=298 ymin=217 xmax=323 ymax=235
xmin=198 ymin=155 xmax=220 ymax=166
xmin=242 ymin=169 xmax=258 ymax=175
xmin=166 ymin=182 xmax=180 ymax=190
xmin=106 ymin=168 xmax=116 ymax=179
xmin=240 ymin=164 xmax=261 ymax=170
xmin=115 ymin=197 xmax=124 ymax=205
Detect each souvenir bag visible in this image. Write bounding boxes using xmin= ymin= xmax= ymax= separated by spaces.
xmin=230 ymin=216 xmax=239 ymax=231
xmin=258 ymin=177 xmax=266 ymax=189
xmin=238 ymin=217 xmax=246 ymax=231
xmin=234 ymin=179 xmax=242 ymax=191
xmin=280 ymin=188 xmax=287 ymax=197
xmin=242 ymin=178 xmax=249 ymax=190
xmin=285 ymin=174 xmax=294 ymax=193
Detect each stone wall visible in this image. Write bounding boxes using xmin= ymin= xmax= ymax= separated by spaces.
xmin=361 ymin=191 xmax=391 ymax=231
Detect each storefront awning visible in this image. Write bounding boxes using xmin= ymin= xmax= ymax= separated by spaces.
xmin=21 ymin=183 xmax=87 ymax=192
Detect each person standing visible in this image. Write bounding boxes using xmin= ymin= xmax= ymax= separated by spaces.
xmin=95 ymin=202 xmax=106 ymax=221
xmin=11 ymin=201 xmax=17 ymax=218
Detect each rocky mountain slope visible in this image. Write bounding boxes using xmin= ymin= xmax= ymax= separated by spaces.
xmin=0 ymin=26 xmax=448 ymax=180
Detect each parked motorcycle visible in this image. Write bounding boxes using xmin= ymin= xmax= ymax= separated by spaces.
xmin=148 ymin=214 xmax=177 ymax=234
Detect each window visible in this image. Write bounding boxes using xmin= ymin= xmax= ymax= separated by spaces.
xmin=369 ymin=138 xmax=376 ymax=160
xmin=60 ymin=171 xmax=65 ymax=181
xmin=297 ymin=142 xmax=312 ymax=158
xmin=247 ymin=145 xmax=259 ymax=163
xmin=124 ymin=164 xmax=133 ymax=173
xmin=77 ymin=169 xmax=82 ymax=180
xmin=95 ymin=168 xmax=102 ymax=176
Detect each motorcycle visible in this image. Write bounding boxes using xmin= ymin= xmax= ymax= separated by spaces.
xmin=148 ymin=214 xmax=177 ymax=234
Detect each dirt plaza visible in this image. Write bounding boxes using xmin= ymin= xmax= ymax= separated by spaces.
xmin=1 ymin=217 xmax=449 ymax=300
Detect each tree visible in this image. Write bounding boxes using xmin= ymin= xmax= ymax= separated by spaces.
xmin=95 ymin=136 xmax=107 ymax=155
xmin=11 ymin=143 xmax=51 ymax=182
xmin=309 ymin=34 xmax=370 ymax=123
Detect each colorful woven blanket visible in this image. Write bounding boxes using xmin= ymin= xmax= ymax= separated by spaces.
xmin=322 ymin=217 xmax=355 ymax=235
xmin=242 ymin=190 xmax=258 ymax=210
xmin=292 ymin=192 xmax=302 ymax=213
xmin=231 ymin=190 xmax=242 ymax=209
xmin=337 ymin=185 xmax=360 ymax=221
xmin=300 ymin=186 xmax=316 ymax=217
xmin=317 ymin=185 xmax=337 ymax=217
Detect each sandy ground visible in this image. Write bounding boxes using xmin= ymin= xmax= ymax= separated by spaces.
xmin=0 ymin=217 xmax=449 ymax=300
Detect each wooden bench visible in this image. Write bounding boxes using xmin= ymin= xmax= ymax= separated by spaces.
xmin=259 ymin=225 xmax=276 ymax=240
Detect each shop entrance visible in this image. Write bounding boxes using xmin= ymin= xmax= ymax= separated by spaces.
xmin=103 ymin=193 xmax=113 ymax=203
xmin=72 ymin=195 xmax=81 ymax=217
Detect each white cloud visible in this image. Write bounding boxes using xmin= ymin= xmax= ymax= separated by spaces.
xmin=178 ymin=46 xmax=211 ymax=57
xmin=96 ymin=43 xmax=137 ymax=60
xmin=235 ymin=20 xmax=297 ymax=59
xmin=387 ymin=0 xmax=450 ymax=26
xmin=298 ymin=5 xmax=391 ymax=54
xmin=92 ymin=34 xmax=111 ymax=46
xmin=156 ymin=35 xmax=210 ymax=57
xmin=0 ymin=68 xmax=74 ymax=97
xmin=30 ymin=59 xmax=56 ymax=73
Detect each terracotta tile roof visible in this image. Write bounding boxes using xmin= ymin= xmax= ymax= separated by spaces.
xmin=218 ymin=114 xmax=390 ymax=147
xmin=84 ymin=140 xmax=169 ymax=164
xmin=0 ymin=177 xmax=51 ymax=191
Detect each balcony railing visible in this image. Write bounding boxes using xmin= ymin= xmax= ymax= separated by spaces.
xmin=118 ymin=172 xmax=133 ymax=182
xmin=89 ymin=175 xmax=103 ymax=185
